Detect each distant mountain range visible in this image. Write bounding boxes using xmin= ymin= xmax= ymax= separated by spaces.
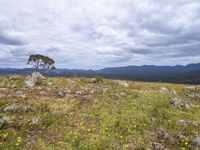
xmin=0 ymin=63 xmax=200 ymax=84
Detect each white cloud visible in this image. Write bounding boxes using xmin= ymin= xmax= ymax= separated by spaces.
xmin=0 ymin=0 xmax=199 ymax=69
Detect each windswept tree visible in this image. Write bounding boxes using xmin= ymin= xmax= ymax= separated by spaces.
xmin=27 ymin=54 xmax=56 ymax=71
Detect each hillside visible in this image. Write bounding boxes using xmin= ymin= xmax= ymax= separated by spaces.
xmin=0 ymin=63 xmax=200 ymax=84
xmin=0 ymin=73 xmax=200 ymax=150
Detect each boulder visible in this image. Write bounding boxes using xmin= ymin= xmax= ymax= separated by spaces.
xmin=191 ymin=135 xmax=200 ymax=148
xmin=32 ymin=72 xmax=45 ymax=80
xmin=32 ymin=117 xmax=44 ymax=124
xmin=4 ymin=104 xmax=32 ymax=112
xmin=58 ymin=91 xmax=66 ymax=98
xmin=185 ymin=86 xmax=196 ymax=91
xmin=160 ymin=87 xmax=168 ymax=91
xmin=4 ymin=103 xmax=21 ymax=112
xmin=152 ymin=142 xmax=164 ymax=150
xmin=179 ymin=120 xmax=198 ymax=127
xmin=158 ymin=128 xmax=173 ymax=143
xmin=188 ymin=93 xmax=200 ymax=100
xmin=24 ymin=75 xmax=36 ymax=87
xmin=171 ymin=98 xmax=192 ymax=109
xmin=24 ymin=72 xmax=45 ymax=87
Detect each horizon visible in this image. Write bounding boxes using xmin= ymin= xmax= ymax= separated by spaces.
xmin=0 ymin=62 xmax=199 ymax=70
xmin=0 ymin=0 xmax=200 ymax=69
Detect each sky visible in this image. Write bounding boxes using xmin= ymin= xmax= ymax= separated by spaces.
xmin=0 ymin=0 xmax=200 ymax=69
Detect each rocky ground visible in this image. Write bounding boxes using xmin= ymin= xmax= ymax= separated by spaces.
xmin=0 ymin=72 xmax=200 ymax=150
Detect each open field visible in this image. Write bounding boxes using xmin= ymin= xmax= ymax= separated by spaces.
xmin=0 ymin=74 xmax=200 ymax=150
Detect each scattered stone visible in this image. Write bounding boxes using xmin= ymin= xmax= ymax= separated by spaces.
xmin=188 ymin=93 xmax=200 ymax=100
xmin=76 ymin=91 xmax=83 ymax=95
xmin=32 ymin=117 xmax=44 ymax=124
xmin=120 ymin=92 xmax=126 ymax=96
xmin=11 ymin=84 xmax=18 ymax=88
xmin=18 ymin=116 xmax=24 ymax=120
xmin=178 ymin=133 xmax=186 ymax=142
xmin=0 ymin=94 xmax=4 ymax=99
xmin=9 ymin=75 xmax=20 ymax=80
xmin=191 ymin=135 xmax=200 ymax=148
xmin=35 ymin=86 xmax=43 ymax=90
xmin=0 ymin=115 xmax=4 ymax=129
xmin=151 ymin=117 xmax=157 ymax=123
xmin=4 ymin=104 xmax=32 ymax=113
xmin=58 ymin=91 xmax=66 ymax=98
xmin=32 ymin=72 xmax=45 ymax=80
xmin=160 ymin=87 xmax=168 ymax=91
xmin=24 ymin=72 xmax=45 ymax=87
xmin=4 ymin=103 xmax=20 ymax=112
xmin=80 ymin=95 xmax=93 ymax=101
xmin=23 ymin=106 xmax=33 ymax=112
xmin=179 ymin=120 xmax=198 ymax=127
xmin=114 ymin=80 xmax=129 ymax=87
xmin=102 ymin=88 xmax=108 ymax=94
xmin=39 ymin=91 xmax=46 ymax=96
xmin=171 ymin=98 xmax=192 ymax=109
xmin=171 ymin=90 xmax=177 ymax=95
xmin=24 ymin=75 xmax=36 ymax=87
xmin=88 ymin=77 xmax=104 ymax=83
xmin=152 ymin=142 xmax=164 ymax=150
xmin=158 ymin=128 xmax=173 ymax=142
xmin=185 ymin=86 xmax=196 ymax=91
xmin=16 ymin=91 xmax=26 ymax=98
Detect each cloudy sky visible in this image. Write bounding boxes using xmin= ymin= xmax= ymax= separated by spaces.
xmin=0 ymin=0 xmax=199 ymax=69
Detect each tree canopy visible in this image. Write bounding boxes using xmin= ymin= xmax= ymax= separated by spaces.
xmin=27 ymin=54 xmax=56 ymax=71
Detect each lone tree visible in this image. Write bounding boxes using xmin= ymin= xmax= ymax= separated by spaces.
xmin=27 ymin=54 xmax=56 ymax=71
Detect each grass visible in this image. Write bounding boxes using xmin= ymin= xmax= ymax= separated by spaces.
xmin=0 ymin=76 xmax=199 ymax=149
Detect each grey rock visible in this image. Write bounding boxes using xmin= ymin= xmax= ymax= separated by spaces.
xmin=11 ymin=84 xmax=18 ymax=88
xmin=114 ymin=80 xmax=129 ymax=87
xmin=171 ymin=98 xmax=192 ymax=109
xmin=81 ymin=95 xmax=93 ymax=101
xmin=24 ymin=72 xmax=45 ymax=87
xmin=4 ymin=103 xmax=20 ymax=112
xmin=23 ymin=106 xmax=33 ymax=112
xmin=185 ymin=86 xmax=196 ymax=91
xmin=178 ymin=133 xmax=186 ymax=142
xmin=32 ymin=117 xmax=44 ymax=124
xmin=191 ymin=135 xmax=200 ymax=148
xmin=102 ymin=88 xmax=108 ymax=94
xmin=159 ymin=128 xmax=173 ymax=142
xmin=9 ymin=75 xmax=20 ymax=80
xmin=0 ymin=94 xmax=4 ymax=99
xmin=4 ymin=104 xmax=31 ymax=112
xmin=179 ymin=120 xmax=198 ymax=127
xmin=24 ymin=75 xmax=36 ymax=87
xmin=0 ymin=115 xmax=4 ymax=129
xmin=160 ymin=87 xmax=168 ymax=91
xmin=58 ymin=91 xmax=65 ymax=98
xmin=63 ymin=89 xmax=72 ymax=94
xmin=39 ymin=91 xmax=46 ymax=96
xmin=152 ymin=142 xmax=164 ymax=150
xmin=31 ymin=72 xmax=45 ymax=80
xmin=171 ymin=90 xmax=177 ymax=95
xmin=76 ymin=91 xmax=83 ymax=95
xmin=188 ymin=93 xmax=200 ymax=100
xmin=18 ymin=116 xmax=24 ymax=120
xmin=35 ymin=86 xmax=42 ymax=90
xmin=16 ymin=91 xmax=26 ymax=98
xmin=151 ymin=117 xmax=157 ymax=123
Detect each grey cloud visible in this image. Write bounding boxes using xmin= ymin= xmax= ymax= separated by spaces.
xmin=0 ymin=0 xmax=199 ymax=69
xmin=0 ymin=31 xmax=27 ymax=46
xmin=123 ymin=47 xmax=154 ymax=55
